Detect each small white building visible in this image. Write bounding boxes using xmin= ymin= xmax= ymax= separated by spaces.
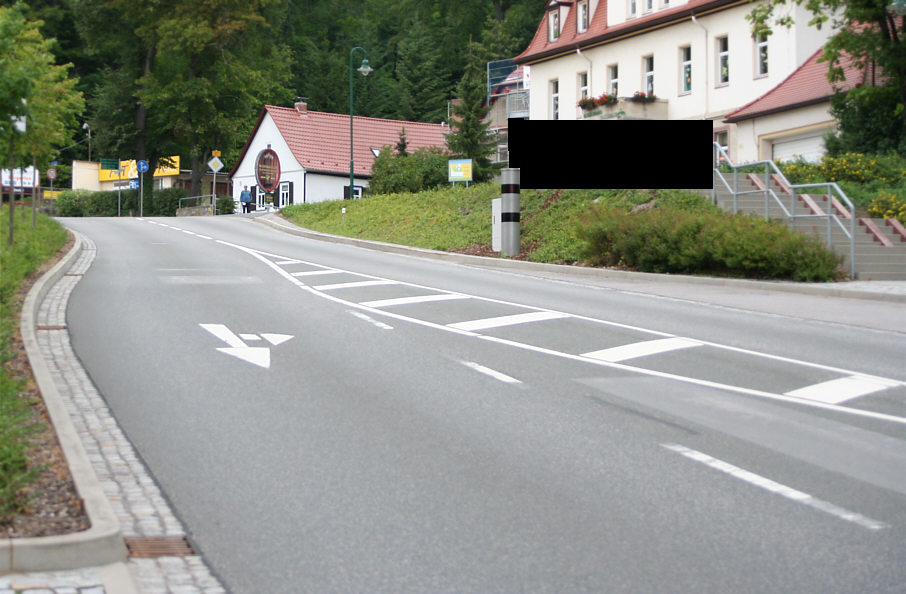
xmin=513 ymin=0 xmax=843 ymax=162
xmin=229 ymin=101 xmax=449 ymax=209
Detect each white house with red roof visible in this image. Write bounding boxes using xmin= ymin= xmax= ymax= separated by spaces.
xmin=513 ymin=0 xmax=840 ymax=162
xmin=229 ymin=101 xmax=448 ymax=208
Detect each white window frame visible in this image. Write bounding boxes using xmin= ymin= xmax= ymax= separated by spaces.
xmin=679 ymin=45 xmax=692 ymax=95
xmin=755 ymin=33 xmax=768 ymax=77
xmin=645 ymin=0 xmax=653 ymax=12
xmin=717 ymin=35 xmax=729 ymax=86
xmin=578 ymin=71 xmax=589 ymax=101
xmin=548 ymin=10 xmax=560 ymax=41
xmin=629 ymin=0 xmax=637 ymax=17
xmin=550 ymin=79 xmax=560 ymax=120
xmin=643 ymin=55 xmax=654 ymax=96
xmin=609 ymin=64 xmax=619 ymax=95
xmin=578 ymin=1 xmax=589 ymax=33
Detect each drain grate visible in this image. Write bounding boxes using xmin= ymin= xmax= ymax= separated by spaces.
xmin=125 ymin=535 xmax=196 ymax=558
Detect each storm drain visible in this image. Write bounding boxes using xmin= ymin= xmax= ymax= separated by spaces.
xmin=125 ymin=535 xmax=196 ymax=558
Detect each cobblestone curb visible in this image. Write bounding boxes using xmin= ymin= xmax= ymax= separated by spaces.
xmin=10 ymin=232 xmax=127 ymax=574
xmin=10 ymin=229 xmax=227 ymax=592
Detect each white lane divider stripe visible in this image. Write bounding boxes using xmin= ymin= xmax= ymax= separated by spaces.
xmin=348 ymin=310 xmax=394 ymax=330
xmin=462 ymin=361 xmax=522 ymax=384
xmin=663 ymin=444 xmax=886 ymax=531
xmin=314 ymin=279 xmax=398 ymax=291
xmin=291 ymin=269 xmax=342 ymax=277
xmin=583 ymin=337 xmax=703 ymax=362
xmin=361 ymin=294 xmax=470 ymax=308
xmin=785 ymin=375 xmax=899 ymax=404
xmin=448 ymin=311 xmax=569 ymax=332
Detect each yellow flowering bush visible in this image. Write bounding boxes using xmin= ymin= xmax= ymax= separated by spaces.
xmin=868 ymin=190 xmax=906 ymax=224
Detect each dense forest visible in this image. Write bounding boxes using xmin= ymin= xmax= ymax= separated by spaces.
xmin=8 ymin=0 xmax=544 ymax=191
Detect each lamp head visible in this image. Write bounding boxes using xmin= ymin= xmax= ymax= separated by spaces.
xmin=358 ymin=58 xmax=373 ymax=76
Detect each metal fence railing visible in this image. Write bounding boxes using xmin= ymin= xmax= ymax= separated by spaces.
xmin=712 ymin=142 xmax=856 ymax=279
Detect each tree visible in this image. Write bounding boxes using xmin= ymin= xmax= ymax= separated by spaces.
xmin=395 ymin=17 xmax=451 ymax=123
xmin=445 ymin=42 xmax=497 ymax=183
xmin=1 ymin=3 xmax=83 ymax=243
xmin=747 ymin=0 xmax=906 ymax=150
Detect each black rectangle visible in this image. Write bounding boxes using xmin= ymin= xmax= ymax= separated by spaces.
xmin=507 ymin=119 xmax=713 ymax=190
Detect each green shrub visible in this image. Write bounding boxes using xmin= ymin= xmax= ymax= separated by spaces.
xmin=579 ymin=204 xmax=841 ymax=281
xmin=149 ymin=187 xmax=187 ymax=216
xmin=868 ymin=190 xmax=906 ymax=224
xmin=55 ymin=190 xmax=89 ymax=217
xmin=369 ymin=146 xmax=449 ymax=195
xmin=217 ymin=195 xmax=235 ymax=215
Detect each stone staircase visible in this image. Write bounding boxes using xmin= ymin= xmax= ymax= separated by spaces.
xmin=709 ymin=170 xmax=906 ymax=280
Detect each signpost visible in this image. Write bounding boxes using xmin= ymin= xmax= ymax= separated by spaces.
xmin=208 ymin=152 xmax=224 ymax=214
xmin=137 ymin=159 xmax=149 ymax=216
xmin=448 ymin=159 xmax=473 ymax=187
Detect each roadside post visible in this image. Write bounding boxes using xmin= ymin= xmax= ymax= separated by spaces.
xmin=501 ymin=168 xmax=520 ymax=257
xmin=137 ymin=159 xmax=149 ymax=216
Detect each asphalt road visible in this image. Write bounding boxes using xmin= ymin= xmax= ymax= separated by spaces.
xmin=61 ymin=215 xmax=906 ymax=593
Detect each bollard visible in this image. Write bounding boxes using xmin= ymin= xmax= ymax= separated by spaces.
xmin=501 ymin=168 xmax=520 ymax=257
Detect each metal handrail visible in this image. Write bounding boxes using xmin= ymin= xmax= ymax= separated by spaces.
xmin=179 ymin=194 xmax=219 ymax=215
xmin=712 ymin=143 xmax=856 ymax=279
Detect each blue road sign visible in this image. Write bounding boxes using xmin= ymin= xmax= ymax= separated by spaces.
xmin=137 ymin=159 xmax=149 ymax=173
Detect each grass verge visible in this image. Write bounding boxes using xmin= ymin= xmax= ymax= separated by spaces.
xmin=0 ymin=207 xmax=68 ymax=521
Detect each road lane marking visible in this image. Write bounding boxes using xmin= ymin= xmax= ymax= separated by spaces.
xmin=200 ymin=323 xmax=246 ymax=348
xmin=275 ymin=259 xmax=303 ymax=265
xmin=785 ymin=375 xmax=900 ymax=404
xmin=348 ymin=310 xmax=394 ymax=330
xmin=360 ymin=294 xmax=470 ymax=308
xmin=210 ymin=238 xmax=906 ymax=426
xmin=662 ymin=444 xmax=887 ymax=531
xmin=462 ymin=361 xmax=522 ymax=384
xmin=447 ymin=311 xmax=570 ymax=331
xmin=583 ymin=338 xmax=703 ymax=362
xmin=314 ymin=279 xmax=398 ymax=291
xmin=291 ymin=270 xmax=342 ymax=277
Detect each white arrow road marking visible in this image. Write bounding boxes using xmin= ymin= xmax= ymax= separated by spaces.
xmin=217 ymin=347 xmax=271 ymax=369
xmin=200 ymin=323 xmax=246 ymax=348
xmin=262 ymin=333 xmax=293 ymax=346
xmin=200 ymin=324 xmax=294 ymax=369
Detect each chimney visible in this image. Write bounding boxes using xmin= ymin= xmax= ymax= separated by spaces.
xmin=294 ymin=97 xmax=308 ymax=114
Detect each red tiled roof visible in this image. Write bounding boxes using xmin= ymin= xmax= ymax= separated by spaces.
xmin=515 ymin=0 xmax=741 ymax=64
xmin=233 ymin=106 xmax=448 ymax=178
xmin=724 ymin=50 xmax=866 ymax=122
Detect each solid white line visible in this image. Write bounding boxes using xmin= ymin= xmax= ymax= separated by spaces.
xmin=275 ymin=260 xmax=303 ymax=265
xmin=291 ymin=269 xmax=341 ymax=277
xmin=447 ymin=311 xmax=569 ymax=331
xmin=196 ymin=234 xmax=212 ymax=240
xmin=360 ymin=294 xmax=470 ymax=308
xmin=314 ymin=279 xmax=397 ymax=290
xmin=583 ymin=337 xmax=702 ymax=362
xmin=785 ymin=375 xmax=899 ymax=404
xmin=462 ymin=361 xmax=522 ymax=384
xmin=662 ymin=444 xmax=887 ymax=531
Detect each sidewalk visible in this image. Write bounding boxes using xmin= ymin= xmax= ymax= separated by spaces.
xmin=8 ymin=219 xmax=904 ymax=593
xmin=7 ymin=231 xmax=225 ymax=593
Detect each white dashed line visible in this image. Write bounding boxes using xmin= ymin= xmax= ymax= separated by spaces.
xmin=462 ymin=361 xmax=522 ymax=384
xmin=583 ymin=337 xmax=702 ymax=362
xmin=663 ymin=444 xmax=887 ymax=531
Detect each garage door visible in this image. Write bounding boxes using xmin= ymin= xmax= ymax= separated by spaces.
xmin=771 ymin=134 xmax=825 ymax=163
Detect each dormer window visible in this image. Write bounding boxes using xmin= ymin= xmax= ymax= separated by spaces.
xmin=548 ymin=9 xmax=560 ymax=41
xmin=577 ymin=1 xmax=589 ymax=33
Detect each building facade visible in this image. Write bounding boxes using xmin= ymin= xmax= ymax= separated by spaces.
xmin=229 ymin=102 xmax=449 ymax=209
xmin=514 ymin=0 xmax=841 ymax=162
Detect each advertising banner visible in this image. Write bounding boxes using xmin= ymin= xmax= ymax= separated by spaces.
xmin=1 ymin=166 xmax=40 ymax=189
xmin=97 ymin=157 xmax=180 ymax=182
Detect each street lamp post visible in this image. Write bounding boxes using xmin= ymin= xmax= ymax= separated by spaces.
xmin=349 ymin=47 xmax=373 ymax=200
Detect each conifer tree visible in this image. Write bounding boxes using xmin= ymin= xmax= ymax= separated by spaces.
xmin=445 ymin=42 xmax=497 ymax=182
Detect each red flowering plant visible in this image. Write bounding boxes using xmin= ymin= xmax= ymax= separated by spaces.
xmin=631 ymin=91 xmax=657 ymax=102
xmin=578 ymin=92 xmax=618 ymax=109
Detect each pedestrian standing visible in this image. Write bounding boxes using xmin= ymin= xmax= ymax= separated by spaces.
xmin=240 ymin=186 xmax=252 ymax=213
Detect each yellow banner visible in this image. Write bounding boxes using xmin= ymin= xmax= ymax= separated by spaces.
xmin=98 ymin=157 xmax=180 ymax=181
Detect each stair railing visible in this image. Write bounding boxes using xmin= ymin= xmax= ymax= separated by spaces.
xmin=712 ymin=143 xmax=856 ymax=279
